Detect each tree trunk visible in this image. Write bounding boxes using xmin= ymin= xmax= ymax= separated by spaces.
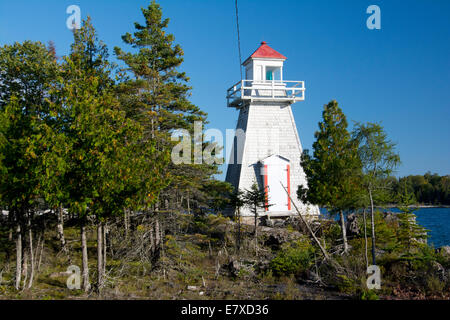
xmin=97 ymin=221 xmax=103 ymax=291
xmin=80 ymin=221 xmax=90 ymax=292
xmin=36 ymin=232 xmax=44 ymax=272
xmin=22 ymin=248 xmax=28 ymax=290
xmin=8 ymin=210 xmax=13 ymax=242
xmin=254 ymin=205 xmax=258 ymax=256
xmin=57 ymin=206 xmax=70 ymax=262
xmin=369 ymin=188 xmax=376 ymax=265
xmin=124 ymin=209 xmax=129 ymax=239
xmin=362 ymin=208 xmax=369 ymax=269
xmin=187 ymin=191 xmax=191 ymax=214
xmin=237 ymin=208 xmax=241 ymax=250
xmin=15 ymin=221 xmax=22 ymax=290
xmin=155 ymin=219 xmax=160 ymax=248
xmin=339 ymin=211 xmax=349 ymax=253
xmin=27 ymin=212 xmax=35 ymax=289
xmin=103 ymin=223 xmax=107 ymax=276
xmin=149 ymin=226 xmax=155 ymax=253
xmin=160 ymin=221 xmax=165 ymax=258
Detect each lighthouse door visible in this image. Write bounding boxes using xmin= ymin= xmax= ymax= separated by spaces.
xmin=262 ymin=155 xmax=291 ymax=213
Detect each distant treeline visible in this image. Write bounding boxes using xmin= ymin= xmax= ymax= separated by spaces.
xmin=389 ymin=173 xmax=450 ymax=205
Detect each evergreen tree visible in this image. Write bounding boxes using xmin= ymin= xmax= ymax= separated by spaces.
xmin=230 ymin=189 xmax=245 ymax=250
xmin=396 ymin=184 xmax=428 ymax=259
xmin=47 ymin=17 xmax=169 ymax=292
xmin=243 ymin=183 xmax=271 ymax=255
xmin=114 ymin=1 xmax=225 ymax=212
xmin=0 ymin=41 xmax=58 ymax=289
xmin=298 ymin=100 xmax=362 ymax=253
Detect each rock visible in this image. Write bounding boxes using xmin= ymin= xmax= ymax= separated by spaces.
xmin=273 ymin=219 xmax=286 ymax=228
xmin=187 ymin=285 xmax=199 ymax=291
xmin=225 ymin=259 xmax=255 ymax=278
xmin=226 ymin=260 xmax=243 ymax=277
xmin=265 ymin=218 xmax=274 ymax=227
xmin=265 ymin=233 xmax=288 ymax=249
xmin=261 ymin=227 xmax=302 ymax=249
xmin=346 ymin=213 xmax=360 ymax=236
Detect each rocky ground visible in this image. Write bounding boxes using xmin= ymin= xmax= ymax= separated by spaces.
xmin=0 ymin=212 xmax=449 ymax=300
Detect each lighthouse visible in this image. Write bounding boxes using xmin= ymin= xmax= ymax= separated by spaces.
xmin=226 ymin=41 xmax=319 ymax=220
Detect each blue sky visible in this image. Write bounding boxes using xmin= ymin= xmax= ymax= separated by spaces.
xmin=1 ymin=0 xmax=449 ymax=179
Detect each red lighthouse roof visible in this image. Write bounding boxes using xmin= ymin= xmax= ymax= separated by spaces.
xmin=243 ymin=41 xmax=287 ymax=64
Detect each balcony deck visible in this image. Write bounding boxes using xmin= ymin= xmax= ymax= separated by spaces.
xmin=226 ymin=80 xmax=305 ymax=108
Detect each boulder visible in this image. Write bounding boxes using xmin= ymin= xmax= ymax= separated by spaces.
xmin=273 ymin=219 xmax=286 ymax=228
xmin=261 ymin=217 xmax=274 ymax=227
xmin=346 ymin=213 xmax=360 ymax=236
xmin=225 ymin=259 xmax=255 ymax=278
xmin=261 ymin=227 xmax=302 ymax=249
xmin=226 ymin=260 xmax=243 ymax=277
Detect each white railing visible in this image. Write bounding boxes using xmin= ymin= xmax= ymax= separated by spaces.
xmin=226 ymin=79 xmax=305 ymax=108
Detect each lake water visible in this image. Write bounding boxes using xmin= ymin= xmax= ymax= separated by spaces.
xmin=321 ymin=207 xmax=450 ymax=248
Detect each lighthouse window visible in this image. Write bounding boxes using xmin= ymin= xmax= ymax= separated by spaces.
xmin=266 ymin=67 xmax=281 ymax=81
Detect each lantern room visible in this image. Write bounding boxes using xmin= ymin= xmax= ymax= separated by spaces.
xmin=243 ymin=41 xmax=286 ymax=82
xmin=226 ymin=41 xmax=305 ymax=108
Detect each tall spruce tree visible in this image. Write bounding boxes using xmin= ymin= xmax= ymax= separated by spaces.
xmin=298 ymin=100 xmax=362 ymax=253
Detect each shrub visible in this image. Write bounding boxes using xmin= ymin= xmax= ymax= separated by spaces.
xmin=360 ymin=289 xmax=379 ymax=300
xmin=269 ymin=238 xmax=315 ymax=277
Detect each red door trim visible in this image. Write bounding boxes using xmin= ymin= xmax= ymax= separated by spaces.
xmin=264 ymin=164 xmax=269 ymax=211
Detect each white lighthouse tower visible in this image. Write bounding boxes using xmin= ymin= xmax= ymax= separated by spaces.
xmin=226 ymin=41 xmax=319 ymax=220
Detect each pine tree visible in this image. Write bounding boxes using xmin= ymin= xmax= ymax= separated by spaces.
xmin=114 ymin=1 xmax=225 ymax=213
